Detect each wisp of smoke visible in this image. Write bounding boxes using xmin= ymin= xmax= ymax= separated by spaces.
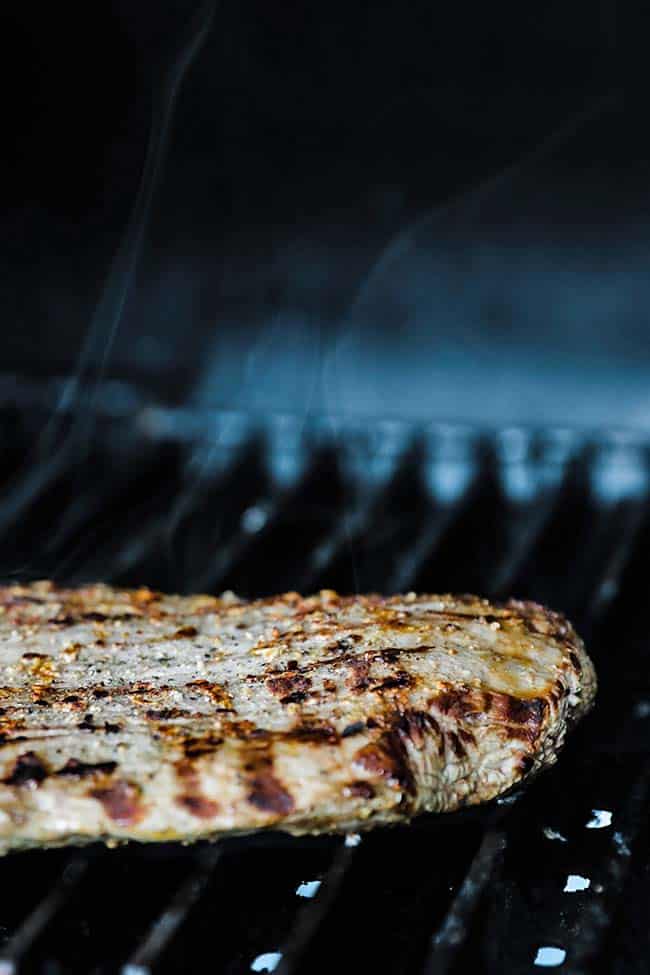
xmin=0 ymin=1 xmax=217 ymax=581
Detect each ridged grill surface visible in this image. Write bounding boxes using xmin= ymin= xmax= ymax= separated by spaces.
xmin=0 ymin=389 xmax=648 ymax=974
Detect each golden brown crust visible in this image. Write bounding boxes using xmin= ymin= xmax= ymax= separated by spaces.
xmin=0 ymin=583 xmax=596 ymax=853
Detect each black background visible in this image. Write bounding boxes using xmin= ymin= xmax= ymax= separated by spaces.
xmin=2 ymin=1 xmax=649 ymax=425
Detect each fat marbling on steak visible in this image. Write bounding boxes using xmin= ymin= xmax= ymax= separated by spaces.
xmin=0 ymin=582 xmax=596 ymax=852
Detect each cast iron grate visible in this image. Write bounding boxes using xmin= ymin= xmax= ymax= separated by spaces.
xmin=0 ymin=383 xmax=649 ymax=974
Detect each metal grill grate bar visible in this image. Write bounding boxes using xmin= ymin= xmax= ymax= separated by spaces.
xmin=520 ymin=758 xmax=650 ymax=975
xmin=386 ymin=487 xmax=479 ymax=595
xmin=578 ymin=502 xmax=648 ymax=637
xmin=121 ymin=847 xmax=222 ymax=975
xmin=273 ymin=839 xmax=359 ymax=975
xmin=422 ymin=830 xmax=506 ymax=975
xmin=0 ymin=406 xmax=647 ymax=973
xmin=0 ymin=857 xmax=88 ymax=975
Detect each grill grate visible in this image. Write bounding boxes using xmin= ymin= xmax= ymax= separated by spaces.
xmin=0 ymin=388 xmax=649 ymax=973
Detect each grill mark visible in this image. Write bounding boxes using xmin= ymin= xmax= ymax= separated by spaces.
xmin=458 ymin=727 xmax=476 ymax=747
xmin=245 ymin=749 xmax=295 ymax=816
xmin=89 ymin=780 xmax=144 ymax=825
xmin=55 ymin=759 xmax=118 ymax=778
xmin=489 ymin=695 xmax=549 ymax=744
xmin=280 ymin=691 xmax=309 ymax=705
xmin=344 ymin=781 xmax=375 ymax=800
xmin=434 ymin=686 xmax=479 ymax=720
xmin=285 ymin=724 xmax=338 ymax=744
xmin=396 ymin=710 xmax=442 ymax=750
xmin=174 ymin=759 xmax=220 ymax=819
xmin=448 ymin=731 xmax=466 ymax=759
xmin=354 ymin=730 xmax=416 ymax=797
xmin=2 ymin=752 xmax=48 ymax=786
xmin=48 ymin=615 xmax=76 ymax=626
xmin=176 ymin=795 xmax=220 ymax=818
xmin=432 ymin=685 xmax=549 ymax=744
xmin=49 ymin=612 xmax=138 ymax=626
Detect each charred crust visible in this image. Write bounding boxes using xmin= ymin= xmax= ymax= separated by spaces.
xmin=3 ymin=752 xmax=48 ymax=786
xmin=55 ymin=759 xmax=117 ymax=778
xmin=285 ymin=723 xmax=338 ymax=744
xmin=504 ymin=696 xmax=547 ymax=725
xmin=345 ymin=656 xmax=371 ymax=692
xmin=568 ymin=651 xmax=582 ymax=673
xmin=518 ymin=754 xmax=535 ymax=776
xmin=77 ymin=714 xmax=96 ymax=731
xmin=280 ymin=691 xmax=309 ymax=705
xmin=182 ymin=735 xmax=224 ymax=758
xmin=370 ymin=671 xmax=413 ymax=692
xmin=89 ymin=780 xmax=144 ymax=825
xmin=146 ymin=708 xmax=187 ymax=721
xmin=185 ymin=680 xmax=233 ymax=709
xmin=173 ymin=625 xmax=198 ymax=638
xmin=84 ymin=612 xmax=137 ymax=622
xmin=266 ymin=674 xmax=312 ymax=700
xmin=63 ymin=695 xmax=82 ymax=706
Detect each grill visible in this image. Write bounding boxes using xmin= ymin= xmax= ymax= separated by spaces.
xmin=0 ymin=379 xmax=649 ymax=974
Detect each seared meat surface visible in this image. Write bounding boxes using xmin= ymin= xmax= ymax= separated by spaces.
xmin=0 ymin=583 xmax=595 ymax=852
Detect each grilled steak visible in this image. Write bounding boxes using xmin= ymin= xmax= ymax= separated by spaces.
xmin=0 ymin=582 xmax=595 ymax=852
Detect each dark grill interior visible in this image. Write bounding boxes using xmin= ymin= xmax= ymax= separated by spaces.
xmin=0 ymin=383 xmax=649 ymax=974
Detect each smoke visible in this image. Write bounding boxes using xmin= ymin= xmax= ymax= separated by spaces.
xmin=57 ymin=0 xmax=217 ymax=430
xmin=0 ymin=1 xmax=217 ymax=581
